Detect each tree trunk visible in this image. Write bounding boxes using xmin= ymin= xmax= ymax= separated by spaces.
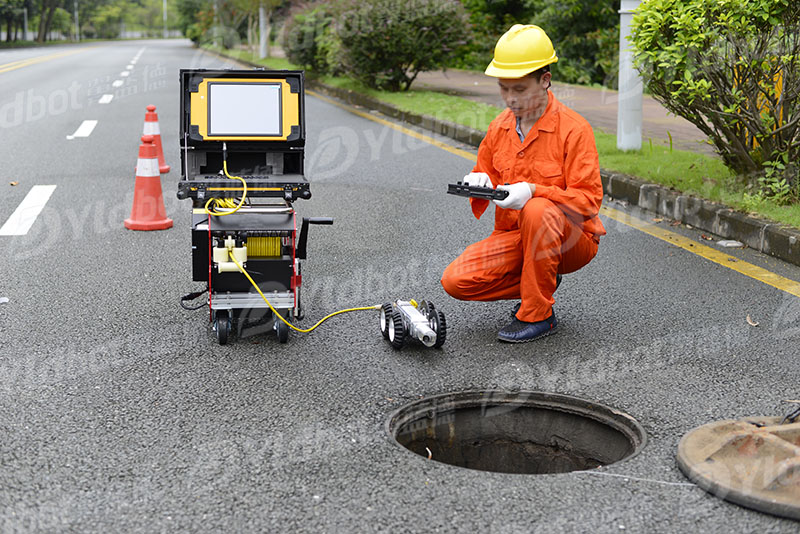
xmin=44 ymin=2 xmax=56 ymax=41
xmin=36 ymin=1 xmax=47 ymax=42
xmin=6 ymin=18 xmax=12 ymax=42
xmin=264 ymin=10 xmax=270 ymax=58
xmin=37 ymin=0 xmax=57 ymax=43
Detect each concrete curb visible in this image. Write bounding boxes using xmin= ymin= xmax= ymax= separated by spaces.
xmin=212 ymin=48 xmax=800 ymax=268
xmin=601 ymin=170 xmax=800 ymax=265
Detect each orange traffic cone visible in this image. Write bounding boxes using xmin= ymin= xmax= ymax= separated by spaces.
xmin=143 ymin=105 xmax=170 ymax=174
xmin=124 ymin=135 xmax=173 ymax=231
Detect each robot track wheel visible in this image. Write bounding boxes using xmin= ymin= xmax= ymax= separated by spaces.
xmin=388 ymin=310 xmax=406 ymax=350
xmin=380 ymin=303 xmax=393 ymax=339
xmin=432 ymin=310 xmax=447 ymax=348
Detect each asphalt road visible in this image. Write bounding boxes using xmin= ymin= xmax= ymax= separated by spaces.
xmin=1 ymin=40 xmax=799 ymax=533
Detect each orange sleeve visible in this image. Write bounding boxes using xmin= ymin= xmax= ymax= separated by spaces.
xmin=533 ymin=124 xmax=603 ymax=223
xmin=468 ymin=127 xmax=499 ymax=220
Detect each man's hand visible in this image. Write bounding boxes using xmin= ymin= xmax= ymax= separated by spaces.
xmin=493 ymin=182 xmax=534 ymax=210
xmin=463 ymin=172 xmax=491 ymax=188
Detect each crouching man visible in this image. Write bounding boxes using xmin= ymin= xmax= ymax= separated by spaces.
xmin=441 ymin=24 xmax=606 ymax=343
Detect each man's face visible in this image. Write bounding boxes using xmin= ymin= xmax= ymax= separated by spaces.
xmin=498 ymin=72 xmax=551 ymax=119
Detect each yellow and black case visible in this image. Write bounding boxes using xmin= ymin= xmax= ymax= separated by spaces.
xmin=177 ymin=69 xmax=309 ymax=204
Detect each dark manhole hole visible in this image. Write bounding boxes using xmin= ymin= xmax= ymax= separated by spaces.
xmin=388 ymin=390 xmax=646 ymax=474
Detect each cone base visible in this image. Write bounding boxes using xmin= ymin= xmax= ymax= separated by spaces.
xmin=159 ymin=165 xmax=171 ymax=174
xmin=125 ymin=217 xmax=173 ymax=231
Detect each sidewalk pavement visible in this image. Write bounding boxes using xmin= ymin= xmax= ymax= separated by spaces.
xmin=414 ymin=69 xmax=715 ymax=156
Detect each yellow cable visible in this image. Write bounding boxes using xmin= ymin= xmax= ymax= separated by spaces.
xmin=204 ymin=160 xmax=247 ymax=216
xmin=228 ymin=251 xmax=380 ymax=333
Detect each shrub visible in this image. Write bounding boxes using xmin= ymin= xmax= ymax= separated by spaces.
xmin=631 ymin=0 xmax=800 ymax=203
xmin=527 ymin=0 xmax=620 ymax=87
xmin=283 ymin=3 xmax=337 ymax=73
xmin=334 ymin=0 xmax=470 ymax=91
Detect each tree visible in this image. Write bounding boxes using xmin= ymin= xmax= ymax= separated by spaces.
xmin=525 ymin=0 xmax=620 ymax=86
xmin=89 ymin=0 xmax=126 ymax=38
xmin=228 ymin=0 xmax=279 ymax=54
xmin=335 ymin=0 xmax=470 ymax=91
xmin=36 ymin=0 xmax=59 ymax=42
xmin=1 ymin=0 xmax=26 ymax=42
xmin=631 ymin=0 xmax=800 ymax=202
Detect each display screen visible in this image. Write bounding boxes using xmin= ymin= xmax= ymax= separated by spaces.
xmin=208 ymin=82 xmax=282 ymax=136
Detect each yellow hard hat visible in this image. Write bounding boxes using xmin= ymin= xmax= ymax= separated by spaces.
xmin=485 ymin=24 xmax=558 ymax=78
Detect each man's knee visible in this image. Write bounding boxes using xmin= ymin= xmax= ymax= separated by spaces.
xmin=520 ymin=197 xmax=561 ymax=226
xmin=441 ymin=262 xmax=466 ymax=299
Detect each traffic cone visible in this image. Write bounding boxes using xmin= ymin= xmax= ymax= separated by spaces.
xmin=124 ymin=135 xmax=173 ymax=231
xmin=143 ymin=105 xmax=170 ymax=174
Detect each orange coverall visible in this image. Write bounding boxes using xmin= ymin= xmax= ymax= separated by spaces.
xmin=441 ymin=92 xmax=606 ymax=322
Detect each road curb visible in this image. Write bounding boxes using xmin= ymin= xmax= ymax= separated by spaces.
xmin=210 ymin=48 xmax=800 ymax=268
xmin=601 ymin=170 xmax=800 ymax=264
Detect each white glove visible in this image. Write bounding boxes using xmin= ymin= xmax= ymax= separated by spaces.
xmin=463 ymin=172 xmax=491 ymax=188
xmin=493 ymin=182 xmax=533 ymax=210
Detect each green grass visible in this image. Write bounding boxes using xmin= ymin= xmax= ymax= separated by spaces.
xmin=209 ymin=45 xmax=800 ymax=228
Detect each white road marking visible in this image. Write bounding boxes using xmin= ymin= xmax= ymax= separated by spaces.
xmin=98 ymin=94 xmax=114 ymax=104
xmin=66 ymin=120 xmax=97 ymax=140
xmin=130 ymin=60 xmax=137 ymax=64
xmin=120 ymin=71 xmax=130 ymax=77
xmin=0 ymin=185 xmax=57 ymax=236
xmin=126 ymin=64 xmax=133 ymax=70
xmin=112 ymin=80 xmax=123 ymax=87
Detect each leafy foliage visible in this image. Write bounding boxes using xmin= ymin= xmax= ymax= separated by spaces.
xmin=283 ymin=2 xmax=337 ymax=72
xmin=631 ymin=0 xmax=800 ymax=203
xmin=176 ymin=0 xmax=212 ymax=43
xmin=333 ymin=0 xmax=469 ymax=91
xmin=454 ymin=0 xmax=620 ymax=87
xmin=526 ymin=0 xmax=620 ymax=86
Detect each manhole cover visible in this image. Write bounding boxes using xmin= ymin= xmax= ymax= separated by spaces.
xmin=387 ymin=390 xmax=646 ymax=474
xmin=678 ymin=417 xmax=800 ymax=520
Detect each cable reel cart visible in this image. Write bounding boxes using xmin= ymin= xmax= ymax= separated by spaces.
xmin=177 ymin=69 xmax=330 ymax=344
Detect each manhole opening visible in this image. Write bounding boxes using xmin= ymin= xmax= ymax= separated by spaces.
xmin=388 ymin=391 xmax=646 ymax=475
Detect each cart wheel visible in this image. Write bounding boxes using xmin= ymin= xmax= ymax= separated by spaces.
xmin=432 ymin=310 xmax=447 ymax=348
xmin=388 ymin=310 xmax=406 ymax=350
xmin=275 ymin=316 xmax=289 ymax=344
xmin=215 ymin=310 xmax=231 ymax=345
xmin=380 ymin=303 xmax=393 ymax=339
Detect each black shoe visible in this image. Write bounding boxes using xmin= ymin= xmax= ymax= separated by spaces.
xmin=511 ymin=275 xmax=562 ymax=317
xmin=498 ymin=312 xmax=558 ymax=343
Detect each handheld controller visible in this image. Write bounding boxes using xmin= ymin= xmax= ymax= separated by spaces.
xmin=447 ymin=182 xmax=510 ymax=201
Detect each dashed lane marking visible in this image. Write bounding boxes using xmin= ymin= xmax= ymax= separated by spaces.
xmin=112 ymin=80 xmax=123 ymax=87
xmin=66 ymin=120 xmax=97 ymax=140
xmin=308 ymin=89 xmax=800 ymax=300
xmin=98 ymin=94 xmax=113 ymax=104
xmin=0 ymin=185 xmax=57 ymax=236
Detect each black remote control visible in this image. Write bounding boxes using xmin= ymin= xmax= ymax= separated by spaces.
xmin=447 ymin=182 xmax=510 ymax=201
